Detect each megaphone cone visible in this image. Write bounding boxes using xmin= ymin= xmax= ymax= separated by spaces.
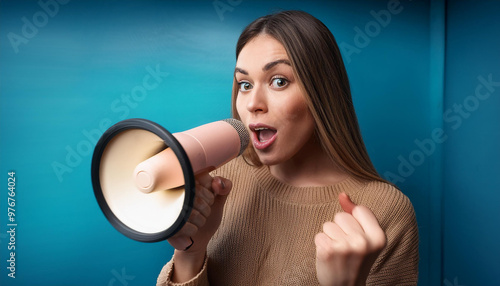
xmin=91 ymin=118 xmax=248 ymax=242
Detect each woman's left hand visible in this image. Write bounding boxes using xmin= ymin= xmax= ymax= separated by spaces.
xmin=314 ymin=193 xmax=387 ymax=286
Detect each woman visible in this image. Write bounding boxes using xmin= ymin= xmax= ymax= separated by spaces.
xmin=158 ymin=10 xmax=418 ymax=285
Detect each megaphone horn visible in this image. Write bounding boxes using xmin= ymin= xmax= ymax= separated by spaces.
xmin=91 ymin=118 xmax=249 ymax=242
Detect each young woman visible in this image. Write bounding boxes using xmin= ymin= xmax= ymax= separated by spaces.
xmin=158 ymin=10 xmax=418 ymax=286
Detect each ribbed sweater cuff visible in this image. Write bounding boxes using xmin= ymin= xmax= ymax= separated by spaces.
xmin=156 ymin=255 xmax=209 ymax=286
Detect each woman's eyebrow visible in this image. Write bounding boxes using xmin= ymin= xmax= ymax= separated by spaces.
xmin=234 ymin=59 xmax=291 ymax=76
xmin=263 ymin=59 xmax=291 ymax=71
xmin=234 ymin=67 xmax=248 ymax=75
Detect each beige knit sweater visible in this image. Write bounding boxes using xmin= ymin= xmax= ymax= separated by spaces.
xmin=157 ymin=157 xmax=419 ymax=285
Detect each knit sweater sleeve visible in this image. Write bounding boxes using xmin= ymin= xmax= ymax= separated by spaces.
xmin=156 ymin=256 xmax=210 ymax=286
xmin=363 ymin=182 xmax=419 ymax=285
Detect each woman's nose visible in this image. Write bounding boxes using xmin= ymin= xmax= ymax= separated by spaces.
xmin=246 ymin=86 xmax=267 ymax=114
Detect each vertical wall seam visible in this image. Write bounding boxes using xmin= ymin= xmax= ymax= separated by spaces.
xmin=429 ymin=0 xmax=446 ymax=285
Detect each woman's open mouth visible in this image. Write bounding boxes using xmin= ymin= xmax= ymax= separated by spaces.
xmin=249 ymin=124 xmax=277 ymax=150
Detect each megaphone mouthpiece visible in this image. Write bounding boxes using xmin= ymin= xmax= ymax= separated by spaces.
xmin=221 ymin=118 xmax=250 ymax=156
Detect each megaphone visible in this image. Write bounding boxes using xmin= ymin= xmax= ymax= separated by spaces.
xmin=91 ymin=118 xmax=249 ymax=242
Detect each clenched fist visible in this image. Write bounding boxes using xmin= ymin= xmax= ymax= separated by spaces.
xmin=315 ymin=193 xmax=386 ymax=286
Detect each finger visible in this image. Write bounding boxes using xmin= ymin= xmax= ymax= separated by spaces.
xmin=314 ymin=232 xmax=348 ymax=260
xmin=168 ymin=235 xmax=194 ymax=251
xmin=193 ymin=195 xmax=211 ymax=217
xmin=178 ymin=222 xmax=198 ymax=237
xmin=314 ymin=232 xmax=332 ymax=253
xmin=339 ymin=192 xmax=355 ymax=214
xmin=334 ymin=212 xmax=364 ymax=235
xmin=211 ymin=176 xmax=232 ymax=196
xmin=322 ymin=221 xmax=347 ymax=240
xmin=351 ymin=206 xmax=386 ymax=245
xmin=196 ymin=182 xmax=215 ymax=205
xmin=168 ymin=221 xmax=198 ymax=247
xmin=196 ymin=172 xmax=214 ymax=189
xmin=187 ymin=209 xmax=207 ymax=228
xmin=183 ymin=237 xmax=194 ymax=251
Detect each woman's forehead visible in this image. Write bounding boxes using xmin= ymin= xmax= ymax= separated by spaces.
xmin=236 ymin=34 xmax=289 ymax=71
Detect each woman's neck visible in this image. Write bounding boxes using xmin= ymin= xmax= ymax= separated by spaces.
xmin=268 ymin=138 xmax=349 ymax=187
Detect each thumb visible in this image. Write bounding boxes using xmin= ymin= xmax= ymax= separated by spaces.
xmin=205 ymin=177 xmax=232 ymax=227
xmin=339 ymin=192 xmax=356 ymax=214
xmin=211 ymin=177 xmax=232 ymax=212
xmin=196 ymin=172 xmax=214 ymax=189
xmin=212 ymin=176 xmax=232 ymax=197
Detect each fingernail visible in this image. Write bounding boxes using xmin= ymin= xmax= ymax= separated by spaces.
xmin=184 ymin=237 xmax=194 ymax=251
xmin=219 ymin=178 xmax=225 ymax=190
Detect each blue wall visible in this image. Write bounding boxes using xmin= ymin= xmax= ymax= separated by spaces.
xmin=0 ymin=0 xmax=497 ymax=285
xmin=443 ymin=1 xmax=500 ymax=285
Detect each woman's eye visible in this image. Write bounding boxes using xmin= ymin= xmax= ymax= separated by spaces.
xmin=271 ymin=77 xmax=288 ymax=88
xmin=238 ymin=82 xmax=253 ymax=92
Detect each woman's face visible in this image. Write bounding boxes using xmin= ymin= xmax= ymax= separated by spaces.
xmin=235 ymin=34 xmax=316 ymax=166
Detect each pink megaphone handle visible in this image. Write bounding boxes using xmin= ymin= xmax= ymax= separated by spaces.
xmin=133 ymin=121 xmax=242 ymax=193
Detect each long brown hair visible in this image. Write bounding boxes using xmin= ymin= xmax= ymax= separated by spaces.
xmin=232 ymin=10 xmax=386 ymax=183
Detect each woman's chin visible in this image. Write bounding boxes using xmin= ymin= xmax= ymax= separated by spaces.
xmin=255 ymin=151 xmax=285 ymax=167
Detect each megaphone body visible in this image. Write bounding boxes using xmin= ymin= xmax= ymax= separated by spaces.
xmin=91 ymin=118 xmax=249 ymax=242
xmin=134 ymin=120 xmax=246 ymax=193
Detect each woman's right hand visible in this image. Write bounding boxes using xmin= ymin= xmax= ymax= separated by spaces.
xmin=167 ymin=173 xmax=232 ymax=282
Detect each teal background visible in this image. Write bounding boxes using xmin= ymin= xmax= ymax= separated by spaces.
xmin=443 ymin=1 xmax=500 ymax=286
xmin=0 ymin=0 xmax=498 ymax=285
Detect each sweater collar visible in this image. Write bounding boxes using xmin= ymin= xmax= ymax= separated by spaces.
xmin=251 ymin=164 xmax=368 ymax=204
